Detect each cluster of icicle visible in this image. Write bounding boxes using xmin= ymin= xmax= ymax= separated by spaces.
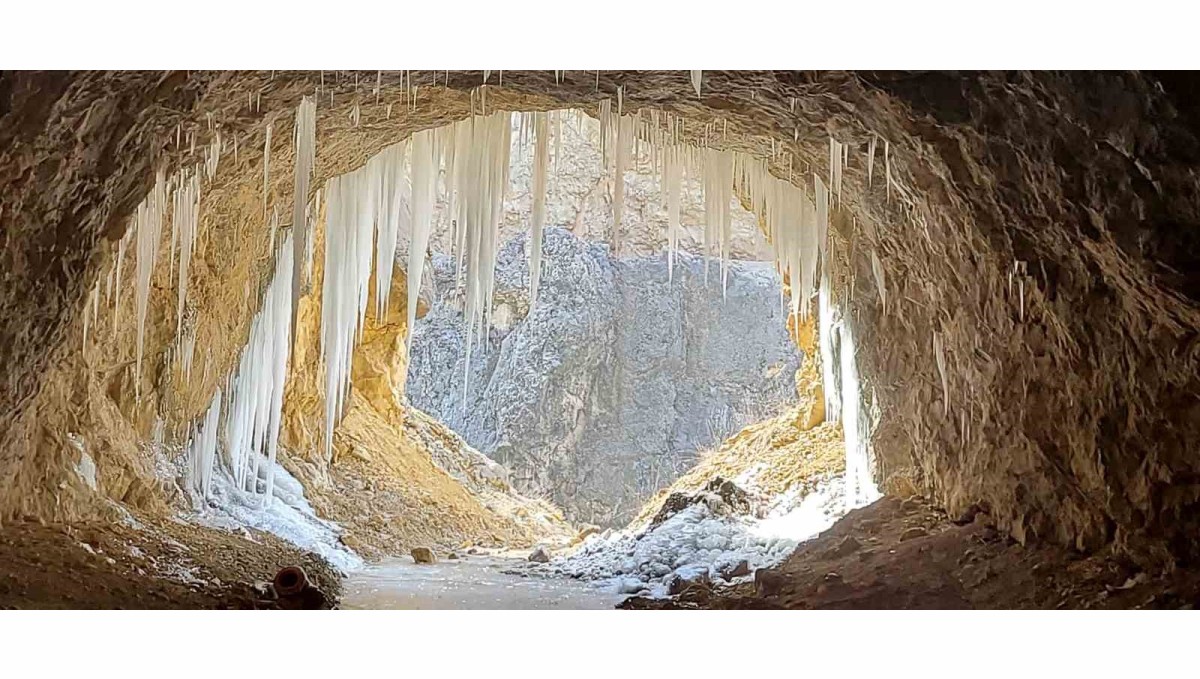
xmin=187 ymin=231 xmax=296 ymax=502
xmin=313 ymin=103 xmax=871 ymax=475
xmin=89 ymin=104 xmax=302 ymax=506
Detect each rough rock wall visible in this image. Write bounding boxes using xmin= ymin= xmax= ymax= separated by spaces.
xmin=4 ymin=71 xmax=1200 ymax=565
xmin=407 ymin=228 xmax=799 ymax=526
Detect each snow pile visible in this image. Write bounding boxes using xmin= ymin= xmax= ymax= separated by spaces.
xmin=190 ymin=459 xmax=363 ymax=572
xmin=531 ymin=475 xmax=846 ymax=598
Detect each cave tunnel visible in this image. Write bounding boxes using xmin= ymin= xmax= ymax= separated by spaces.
xmin=4 ymin=41 xmax=1200 ymax=661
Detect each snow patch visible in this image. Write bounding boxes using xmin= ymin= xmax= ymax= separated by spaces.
xmin=187 ymin=459 xmax=362 ymax=572
xmin=527 ymin=475 xmax=847 ymax=598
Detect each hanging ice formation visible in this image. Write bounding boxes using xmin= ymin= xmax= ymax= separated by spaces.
xmin=134 ymin=170 xmax=168 ymax=400
xmin=665 ymin=147 xmax=682 ymax=282
xmin=187 ymin=389 xmax=222 ymax=499
xmin=529 ymin=111 xmax=549 ymax=307
xmin=263 ymin=121 xmax=273 ymax=220
xmin=179 ymin=222 xmax=296 ymax=506
xmin=407 ymin=129 xmax=438 ymax=351
xmin=301 ymin=103 xmax=888 ymax=503
xmin=690 ymin=70 xmax=703 ymax=97
xmin=173 ymin=168 xmax=201 ymax=340
xmin=225 ymin=231 xmax=295 ymax=502
xmin=291 ymin=96 xmax=317 ymax=341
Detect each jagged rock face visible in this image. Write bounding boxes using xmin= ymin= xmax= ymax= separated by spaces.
xmin=407 ymin=228 xmax=799 ymax=526
xmin=3 ymin=71 xmax=1200 ymax=564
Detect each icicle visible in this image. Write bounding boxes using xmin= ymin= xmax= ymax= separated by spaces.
xmin=867 ymin=134 xmax=877 ymax=187
xmin=262 ymin=121 xmax=273 ymax=220
xmin=818 ymin=279 xmax=840 ymax=423
xmin=134 ymin=170 xmax=167 ymax=400
xmin=204 ymin=131 xmax=221 ymax=180
xmin=216 ymin=230 xmax=296 ymax=501
xmin=187 ymin=389 xmax=222 ymax=500
xmin=885 ymin=140 xmax=892 ymax=204
xmin=173 ymin=168 xmax=201 ymax=339
xmin=933 ymin=331 xmax=949 ymax=416
xmin=612 ymin=114 xmax=632 ymax=256
xmin=530 ymin=112 xmax=549 ymax=307
xmin=690 ymin=70 xmax=702 ymax=97
xmin=407 ymin=130 xmax=437 ymax=351
xmin=870 ymin=249 xmax=887 ymax=313
xmin=665 ymin=146 xmax=681 ymax=282
xmin=291 ymin=96 xmax=317 ymax=343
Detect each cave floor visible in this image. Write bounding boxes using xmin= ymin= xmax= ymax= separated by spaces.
xmin=623 ymin=496 xmax=1200 ymax=610
xmin=342 ymin=554 xmax=626 ymax=609
xmin=0 ymin=515 xmax=340 ymax=609
xmin=7 ymin=495 xmax=1200 ymax=610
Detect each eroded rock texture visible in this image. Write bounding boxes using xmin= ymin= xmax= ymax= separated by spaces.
xmin=2 ymin=71 xmax=1199 ymax=566
xmin=407 ymin=228 xmax=799 ymax=525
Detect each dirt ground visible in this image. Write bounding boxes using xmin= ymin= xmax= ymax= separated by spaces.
xmin=0 ymin=515 xmax=341 ymax=609
xmin=622 ymin=496 xmax=1200 ymax=610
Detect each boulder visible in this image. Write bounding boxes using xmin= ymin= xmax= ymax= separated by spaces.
xmin=720 ymin=559 xmax=752 ymax=580
xmin=528 ymin=547 xmax=551 ymax=563
xmin=411 ymin=547 xmax=437 ymax=564
xmin=667 ymin=570 xmax=712 ymax=596
xmin=650 ymin=476 xmax=754 ymax=528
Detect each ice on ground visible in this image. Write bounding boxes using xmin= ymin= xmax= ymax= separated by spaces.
xmin=187 ymin=459 xmax=363 ymax=572
xmin=526 ymin=474 xmax=848 ymax=598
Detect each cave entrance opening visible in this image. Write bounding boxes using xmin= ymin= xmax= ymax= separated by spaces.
xmin=403 ymin=109 xmax=806 ymax=530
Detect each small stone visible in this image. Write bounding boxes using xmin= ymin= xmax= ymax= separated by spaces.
xmin=411 ymin=547 xmax=437 ymax=564
xmin=754 ymin=569 xmax=785 ymax=597
xmin=667 ymin=569 xmax=712 ymax=596
xmin=899 ymin=526 xmax=928 ymax=542
xmin=447 ymin=552 xmax=459 ymax=560
xmin=721 ymin=559 xmax=752 ymax=580
xmin=528 ymin=547 xmax=551 ymax=563
xmin=825 ymin=535 xmax=862 ymax=559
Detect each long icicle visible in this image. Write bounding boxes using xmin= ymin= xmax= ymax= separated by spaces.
xmin=530 ymin=111 xmax=549 ymax=308
xmin=291 ymin=96 xmax=317 ymax=345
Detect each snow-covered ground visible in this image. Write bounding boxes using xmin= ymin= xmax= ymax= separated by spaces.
xmin=522 ymin=473 xmax=847 ymax=598
xmin=186 ymin=460 xmax=363 ymax=572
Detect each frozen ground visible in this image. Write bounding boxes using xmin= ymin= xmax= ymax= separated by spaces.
xmin=342 ymin=555 xmax=625 ymax=609
xmin=518 ymin=473 xmax=848 ymax=598
xmin=186 ymin=460 xmax=363 ymax=572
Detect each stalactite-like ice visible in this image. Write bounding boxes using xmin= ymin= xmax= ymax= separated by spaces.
xmin=374 ymin=143 xmax=410 ymax=322
xmin=263 ymin=122 xmax=273 ymax=220
xmin=218 ymin=230 xmax=295 ymax=502
xmin=690 ymin=70 xmax=703 ymax=96
xmin=839 ymin=323 xmax=880 ymax=508
xmin=291 ymin=96 xmax=317 ymax=341
xmin=408 ymin=129 xmax=438 ymax=350
xmin=188 ymin=389 xmax=222 ymax=499
xmin=665 ymin=146 xmax=682 ymax=282
xmin=173 ymin=168 xmax=201 ymax=339
xmin=134 ymin=170 xmax=168 ymax=400
xmin=530 ymin=111 xmax=549 ymax=307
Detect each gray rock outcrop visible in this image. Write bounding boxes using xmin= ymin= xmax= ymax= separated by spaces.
xmin=406 ymin=228 xmax=800 ymax=526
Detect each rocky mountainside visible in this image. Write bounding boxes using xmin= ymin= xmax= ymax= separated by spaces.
xmin=407 ymin=228 xmax=800 ymax=526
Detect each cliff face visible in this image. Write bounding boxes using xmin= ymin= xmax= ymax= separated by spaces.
xmin=3 ymin=71 xmax=1200 ymax=566
xmin=407 ymin=228 xmax=799 ymax=526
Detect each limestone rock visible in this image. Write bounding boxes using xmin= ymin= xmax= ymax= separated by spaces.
xmin=528 ymin=547 xmax=551 ymax=563
xmin=411 ymin=547 xmax=437 ymax=564
xmin=720 ymin=559 xmax=752 ymax=580
xmin=408 ymin=229 xmax=799 ymax=527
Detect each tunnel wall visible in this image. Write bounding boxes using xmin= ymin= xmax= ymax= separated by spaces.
xmin=2 ymin=71 xmax=1199 ymax=564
